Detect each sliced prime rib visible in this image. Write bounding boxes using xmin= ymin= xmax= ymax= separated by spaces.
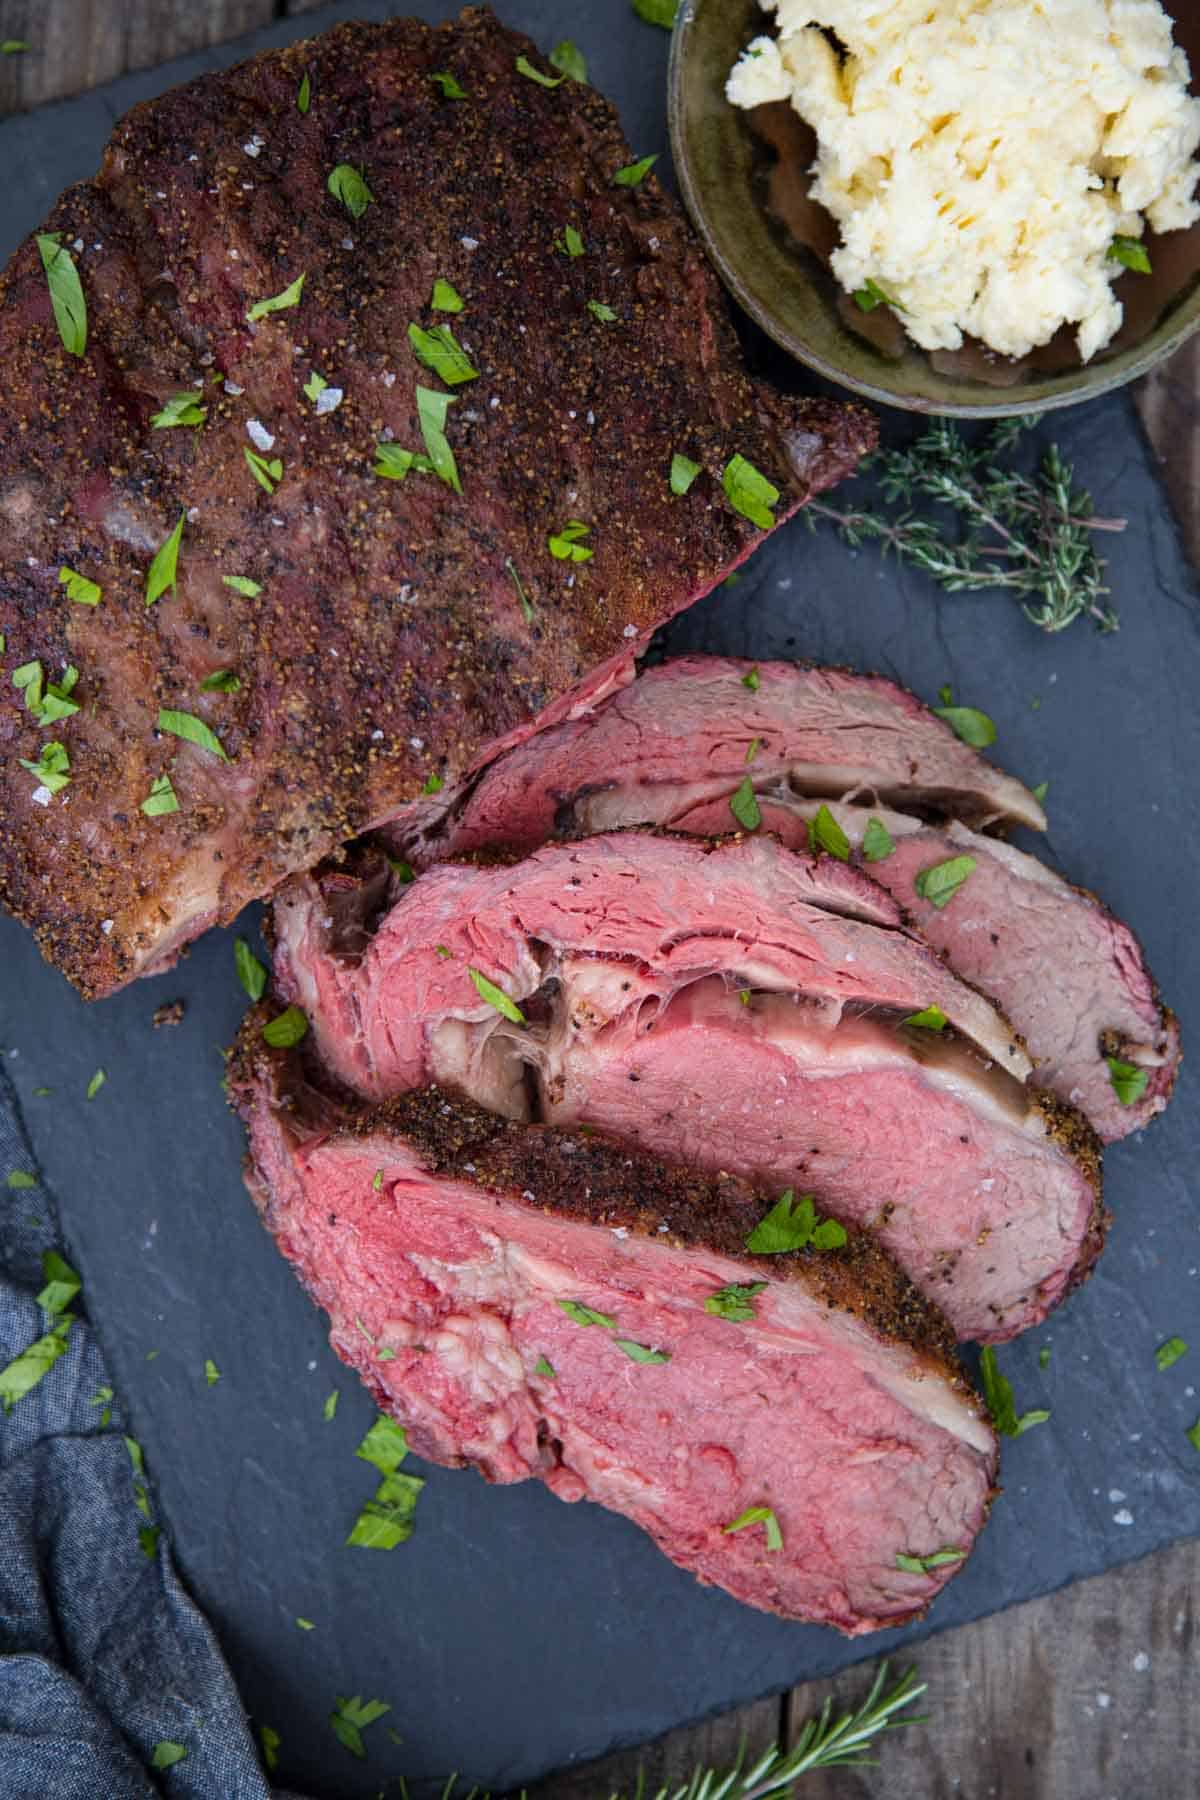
xmin=390 ymin=655 xmax=1177 ymax=1142
xmin=0 ymin=14 xmax=873 ymax=999
xmin=273 ymin=832 xmax=1105 ymax=1342
xmin=232 ymin=1023 xmax=998 ymax=1632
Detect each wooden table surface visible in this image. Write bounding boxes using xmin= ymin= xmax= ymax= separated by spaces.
xmin=3 ymin=10 xmax=1196 ymax=1798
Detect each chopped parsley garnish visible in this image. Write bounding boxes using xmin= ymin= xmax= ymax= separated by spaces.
xmin=1155 ymin=1336 xmax=1188 ymax=1372
xmin=745 ymin=737 xmax=762 ymax=764
xmin=151 ymin=392 xmax=207 ymax=430
xmin=36 ymin=1250 xmax=80 ymax=1317
xmin=262 ymin=1005 xmax=308 ymax=1049
xmin=914 ymin=854 xmax=976 ymax=909
xmin=59 ymin=565 xmax=102 ymax=606
xmin=853 ymin=277 xmax=902 ymax=313
xmin=534 ymin=1355 xmax=556 ymax=1378
xmin=36 ymin=233 xmax=87 ymax=356
xmin=259 ymin=1725 xmax=281 ymax=1773
xmin=556 ymin=1299 xmax=617 ymax=1329
xmin=324 ymin=1390 xmax=339 ymax=1421
xmin=723 ymin=454 xmax=779 ymax=530
xmin=631 ymin=0 xmax=680 ymax=24
xmin=587 ymin=300 xmax=618 ymax=322
xmin=145 ymin=513 xmax=185 ymax=608
xmin=979 ymin=1344 xmax=1050 ymax=1438
xmin=1109 ymin=235 xmax=1152 ymax=275
xmin=1107 ymin=1056 xmax=1149 ymax=1107
xmin=372 ymin=1169 xmax=383 ymax=1190
xmin=140 ymin=774 xmax=178 ymax=817
xmin=330 ymin=1696 xmax=391 ymax=1760
xmin=728 ymin=776 xmax=761 ymax=832
xmin=515 ymin=53 xmax=564 ymax=88
xmin=555 ymin=224 xmax=585 ymax=259
xmin=704 ymin=1281 xmax=767 ymax=1322
xmin=0 ymin=1315 xmax=73 ymax=1412
xmin=434 ymin=944 xmax=451 ymax=958
xmin=1032 ymin=780 xmax=1049 ymax=806
xmin=1188 ymin=1419 xmax=1200 ymax=1453
xmin=2 ymin=40 xmax=30 ymax=53
xmin=327 ymin=163 xmax=373 ymax=219
xmin=303 ymin=371 xmax=327 ymax=404
xmin=150 ymin=1743 xmax=189 ymax=1771
xmin=430 ymin=70 xmax=467 ymax=99
xmin=204 ymin=1358 xmax=220 ymax=1386
xmin=746 ymin=1189 xmax=847 ymax=1255
xmin=895 ymin=1547 xmax=964 ymax=1574
xmin=36 ymin=667 xmax=80 ymax=726
xmin=722 ymin=1504 xmax=783 ymax=1551
xmin=862 ymin=816 xmax=895 ymax=862
xmin=506 ymin=557 xmax=535 ymax=624
xmin=407 ymin=322 xmax=478 ymax=384
xmin=468 ymin=967 xmax=526 ymax=1024
xmin=742 ymin=666 xmax=761 ymax=692
xmin=245 ymin=448 xmax=283 ymax=494
xmin=670 ymin=453 xmax=701 ymax=496
xmin=422 ymin=771 xmax=444 ymax=795
xmin=1038 ymin=1345 xmax=1051 ymax=1370
xmin=86 ymin=1069 xmax=106 ymax=1101
xmin=933 ymin=704 xmax=997 ymax=749
xmin=615 ymin=154 xmax=659 ymax=187
xmin=157 ymin=708 xmax=228 ymax=761
xmin=20 ymin=741 xmax=71 ymax=796
xmin=548 ymin=519 xmax=593 ymax=561
xmin=235 ymin=938 xmax=268 ymax=1002
xmin=903 ymin=1005 xmax=948 ymax=1032
xmin=221 ymin=574 xmax=262 ymax=597
xmin=6 ymin=1171 xmax=36 ymax=1190
xmin=615 ymin=1339 xmax=671 ymax=1364
xmin=295 ymin=1617 xmax=315 ymax=1631
xmin=347 ymin=1416 xmax=424 ymax=1550
xmin=356 ymin=1416 xmax=410 ymax=1476
xmin=416 ymin=385 xmax=462 ymax=493
xmin=374 ymin=444 xmax=432 ymax=481
xmin=297 ymin=72 xmax=311 ymax=114
xmin=739 ymin=989 xmax=751 ymax=1005
xmin=138 ymin=1525 xmax=160 ymax=1559
xmin=199 ymin=669 xmax=241 ymax=694
xmin=549 ymin=40 xmax=588 ymax=82
xmin=245 ymin=272 xmax=305 ymax=324
xmin=808 ymin=803 xmax=850 ymax=861
xmin=431 ymin=278 xmax=464 ymax=313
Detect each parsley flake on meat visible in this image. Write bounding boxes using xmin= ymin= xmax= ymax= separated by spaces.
xmin=245 ymin=272 xmax=305 ymax=323
xmin=157 ymin=709 xmax=228 ymax=762
xmin=903 ymin=1005 xmax=948 ymax=1031
xmin=587 ymin=299 xmax=617 ymax=322
xmin=723 ymin=453 xmax=779 ymax=530
xmin=244 ymin=448 xmax=283 ymax=494
xmin=722 ymin=1504 xmax=783 ymax=1551
xmin=327 ymin=163 xmax=373 ymax=219
xmin=36 ymin=233 xmax=87 ymax=356
xmin=895 ymin=1547 xmax=964 ymax=1573
xmin=741 ymin=666 xmax=761 ymax=692
xmin=534 ymin=1355 xmax=556 ymax=1378
xmin=704 ymin=1281 xmax=767 ymax=1322
xmin=408 ymin=321 xmax=478 ymax=384
xmin=556 ymin=1299 xmax=617 ymax=1329
xmin=58 ymin=566 xmax=101 ymax=606
xmin=262 ymin=1006 xmax=308 ymax=1049
xmin=549 ymin=40 xmax=587 ymax=82
xmin=914 ymin=854 xmax=976 ymax=909
xmin=19 ymin=741 xmax=71 ymax=797
xmin=431 ymin=278 xmax=464 ymax=313
xmin=548 ymin=519 xmax=593 ymax=561
xmin=555 ymin=224 xmax=584 ymax=258
xmin=140 ymin=774 xmax=178 ymax=817
xmin=151 ymin=392 xmax=207 ymax=430
xmin=808 ymin=803 xmax=850 ymax=861
xmin=615 ymin=1339 xmax=671 ymax=1364
xmin=297 ymin=72 xmax=311 ymax=114
xmin=199 ymin=670 xmax=241 ymax=694
xmin=468 ymin=967 xmax=526 ymax=1024
xmin=746 ymin=1189 xmax=847 ymax=1254
xmin=430 ymin=70 xmax=467 ymax=99
xmin=144 ymin=513 xmax=185 ymax=608
xmin=670 ymin=453 xmax=701 ymax=495
xmin=221 ymin=575 xmax=261 ymax=597
xmin=374 ymin=444 xmax=432 ymax=481
xmin=979 ymin=1345 xmax=1050 ymax=1438
xmin=515 ymin=54 xmax=564 ymax=88
xmin=862 ymin=816 xmax=895 ymax=862
xmin=728 ymin=776 xmax=761 ymax=832
xmin=614 ymin=154 xmax=658 ymax=187
xmin=1106 ymin=1056 xmax=1149 ymax=1107
xmin=933 ymin=704 xmax=997 ymax=749
xmin=416 ymin=386 xmax=462 ymax=492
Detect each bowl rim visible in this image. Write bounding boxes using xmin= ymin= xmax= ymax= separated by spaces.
xmin=667 ymin=0 xmax=1200 ymax=417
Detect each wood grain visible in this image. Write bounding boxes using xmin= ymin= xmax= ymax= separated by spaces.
xmin=1134 ymin=338 xmax=1200 ymax=566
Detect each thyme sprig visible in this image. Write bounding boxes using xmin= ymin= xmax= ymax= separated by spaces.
xmin=806 ymin=418 xmax=1125 ymax=635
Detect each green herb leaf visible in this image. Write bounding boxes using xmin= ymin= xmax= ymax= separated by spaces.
xmin=1038 ymin=1345 xmax=1051 ymax=1370
xmin=204 ymin=1358 xmax=220 ymax=1386
xmin=36 ymin=1250 xmax=80 ymax=1317
xmin=59 ymin=565 xmax=102 ymax=606
xmin=151 ymin=392 xmax=207 ymax=430
xmin=150 ymin=1742 xmax=189 ymax=1771
xmin=614 ymin=1338 xmax=671 ymax=1364
xmin=12 ymin=660 xmax=45 ymax=715
xmin=615 ymin=154 xmax=658 ymax=187
xmin=157 ymin=708 xmax=228 ymax=762
xmin=556 ymin=1299 xmax=617 ymax=1329
xmin=327 ymin=163 xmax=373 ymax=219
xmin=373 ymin=443 xmax=432 ymax=481
xmin=0 ymin=1315 xmax=72 ymax=1412
xmin=6 ymin=1171 xmax=36 ymax=1190
xmin=738 ymin=989 xmax=751 ymax=1006
xmin=296 ymin=1617 xmax=315 ymax=1630
xmin=746 ymin=1188 xmax=847 ymax=1255
xmin=555 ymin=224 xmax=585 ymax=258
xmin=741 ymin=666 xmax=760 ymax=692
xmin=221 ymin=574 xmax=262 ymax=597
xmin=145 ymin=513 xmax=185 ymax=608
xmin=534 ymin=1355 xmax=556 ymax=1378
xmin=430 ymin=70 xmax=467 ymax=99
xmin=138 ymin=1524 xmax=160 ymax=1558
xmin=1109 ymin=235 xmax=1152 ymax=275
xmin=1107 ymin=1056 xmax=1149 ymax=1107
xmin=704 ymin=1281 xmax=767 ymax=1322
xmin=808 ymin=803 xmax=850 ymax=861
xmin=670 ymin=453 xmax=701 ymax=496
xmin=422 ymin=771 xmax=444 ymax=795
xmin=245 ymin=272 xmax=305 ymax=324
xmin=854 ymin=277 xmax=902 ymax=313
xmin=19 ymin=740 xmax=71 ymax=796
xmin=723 ymin=454 xmax=779 ymax=530
xmin=297 ymin=72 xmax=311 ymax=114
xmin=1155 ymin=1336 xmax=1187 ymax=1372
xmin=548 ymin=518 xmax=593 ymax=561
xmin=36 ymin=234 xmax=87 ymax=356
xmin=323 ymin=1390 xmax=339 ymax=1421
xmin=1031 ymin=780 xmax=1049 ymax=806
xmin=631 ymin=0 xmax=680 ymax=25
xmin=979 ymin=1344 xmax=1051 ymax=1438
xmin=140 ymin=774 xmax=178 ymax=817
xmin=235 ymin=938 xmax=267 ymax=1002
xmin=729 ymin=776 xmax=761 ymax=832
xmin=903 ymin=1005 xmax=948 ymax=1031
xmin=745 ymin=737 xmax=762 ymax=765
xmin=198 ymin=669 xmax=241 ymax=695
xmin=262 ymin=1005 xmax=308 ymax=1049
xmin=506 ymin=557 xmax=535 ymax=624
xmin=346 ymin=1469 xmax=424 ymax=1549
xmin=259 ymin=1725 xmax=281 ymax=1773
xmin=431 ymin=278 xmax=464 ymax=313
xmin=549 ymin=40 xmax=588 ymax=81
xmin=2 ymin=41 xmax=30 ymax=53
xmin=35 ymin=669 xmax=80 ymax=727
xmin=862 ymin=816 xmax=895 ymax=862
xmin=416 ymin=385 xmax=462 ymax=493
xmin=244 ymin=448 xmax=283 ymax=494
xmin=387 ymin=858 xmax=416 ymax=883
xmin=933 ymin=705 xmax=997 ymax=749
xmin=468 ymin=966 xmax=526 ymax=1024
xmin=587 ymin=299 xmax=618 ymax=322
xmin=722 ymin=1504 xmax=783 ymax=1551
xmin=914 ymin=854 xmax=976 ymax=910
xmin=355 ymin=1415 xmax=409 ymax=1477
xmin=895 ymin=1547 xmax=964 ymax=1574
xmin=515 ymin=53 xmax=564 ymax=87
xmin=1188 ymin=1418 xmax=1200 ymax=1453
xmin=407 ymin=321 xmax=478 ymax=384
xmin=330 ymin=1696 xmax=391 ymax=1759
xmin=303 ymin=371 xmax=327 ymax=404
xmin=86 ymin=1069 xmax=106 ymax=1101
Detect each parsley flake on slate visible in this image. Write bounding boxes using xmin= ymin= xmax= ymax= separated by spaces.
xmin=556 ymin=1299 xmax=617 ymax=1329
xmin=430 ymin=70 xmax=467 ymax=99
xmin=979 ymin=1344 xmax=1050 ymax=1438
xmin=808 ymin=803 xmax=850 ymax=861
xmin=245 ymin=448 xmax=283 ymax=494
xmin=221 ymin=574 xmax=262 ymax=597
xmin=145 ymin=513 xmax=185 ymax=607
xmin=36 ymin=1250 xmax=80 ymax=1317
xmin=330 ymin=1696 xmax=391 ymax=1760
xmin=36 ymin=233 xmax=87 ymax=356
xmin=615 ymin=154 xmax=659 ymax=187
xmin=347 ymin=1416 xmax=424 ymax=1550
xmin=235 ymin=938 xmax=268 ymax=1002
xmin=895 ymin=1547 xmax=964 ymax=1574
xmin=86 ymin=1068 xmax=106 ymax=1101
xmin=534 ymin=1355 xmax=556 ymax=1379
xmin=324 ymin=1390 xmax=339 ymax=1421
xmin=853 ymin=277 xmax=902 ymax=313
xmin=746 ymin=1189 xmax=847 ymax=1255
xmin=862 ymin=816 xmax=895 ymax=862
xmin=1155 ymin=1336 xmax=1188 ymax=1372
xmin=742 ymin=666 xmax=761 ymax=692
xmin=632 ymin=0 xmax=681 ymax=24
xmin=729 ymin=776 xmax=761 ymax=833
xmin=204 ymin=1358 xmax=220 ymax=1386
xmin=431 ymin=277 xmax=464 ymax=313
xmin=150 ymin=1742 xmax=189 ymax=1771
xmin=615 ymin=1339 xmax=671 ymax=1364
xmin=0 ymin=1315 xmax=73 ymax=1412
xmin=506 ymin=557 xmax=535 ymax=624
xmin=262 ymin=1005 xmax=308 ymax=1049
xmin=914 ymin=854 xmax=976 ymax=909
xmin=468 ymin=967 xmax=526 ymax=1024
xmin=59 ymin=566 xmax=101 ymax=606
xmin=151 ymin=392 xmax=207 ymax=430
xmin=903 ymin=1005 xmax=948 ymax=1032
xmin=723 ymin=454 xmax=779 ymax=530
xmin=357 ymin=1416 xmax=409 ymax=1476
xmin=515 ymin=53 xmax=564 ymax=87
xmin=297 ymin=72 xmax=311 ymax=114
xmin=20 ymin=741 xmax=71 ymax=796
xmin=1039 ymin=1345 xmax=1052 ymax=1370
xmin=555 ymin=224 xmax=585 ymax=258
xmin=704 ymin=1281 xmax=767 ymax=1322
xmin=933 ymin=704 xmax=997 ymax=749
xmin=416 ymin=385 xmax=462 ymax=493
xmin=140 ymin=774 xmax=178 ymax=818
xmin=157 ymin=708 xmax=228 ymax=762
xmin=296 ymin=1617 xmax=315 ymax=1631
xmin=670 ymin=453 xmax=701 ymax=496
xmin=548 ymin=519 xmax=593 ymax=561
xmin=327 ymin=163 xmax=373 ymax=219
xmin=408 ymin=321 xmax=478 ymax=384
xmin=1106 ymin=1056 xmax=1149 ymax=1107
xmin=1109 ymin=235 xmax=1152 ymax=275
xmin=549 ymin=40 xmax=587 ymax=82
xmin=245 ymin=272 xmax=305 ymax=324
xmin=587 ymin=300 xmax=618 ymax=322
xmin=199 ymin=669 xmax=241 ymax=694
xmin=722 ymin=1504 xmax=783 ymax=1551
xmin=1188 ymin=1419 xmax=1200 ymax=1453
xmin=1032 ymin=780 xmax=1049 ymax=806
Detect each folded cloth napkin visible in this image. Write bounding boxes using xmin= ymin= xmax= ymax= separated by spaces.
xmin=0 ymin=1062 xmax=309 ymax=1800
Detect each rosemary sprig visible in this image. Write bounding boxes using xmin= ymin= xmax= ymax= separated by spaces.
xmin=806 ymin=417 xmax=1125 ymax=635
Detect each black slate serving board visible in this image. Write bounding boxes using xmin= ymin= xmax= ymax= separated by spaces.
xmin=1 ymin=5 xmax=1198 ymax=1795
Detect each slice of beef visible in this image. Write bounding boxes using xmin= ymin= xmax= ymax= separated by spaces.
xmin=232 ymin=1025 xmax=998 ymax=1632
xmin=272 ymin=832 xmax=1104 ymax=1342
xmin=0 ymin=14 xmax=873 ymax=1000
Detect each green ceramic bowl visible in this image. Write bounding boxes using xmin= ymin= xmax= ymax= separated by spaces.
xmin=668 ymin=0 xmax=1200 ymax=416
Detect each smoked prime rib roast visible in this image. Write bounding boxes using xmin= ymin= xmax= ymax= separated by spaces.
xmin=0 ymin=8 xmax=872 ymax=998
